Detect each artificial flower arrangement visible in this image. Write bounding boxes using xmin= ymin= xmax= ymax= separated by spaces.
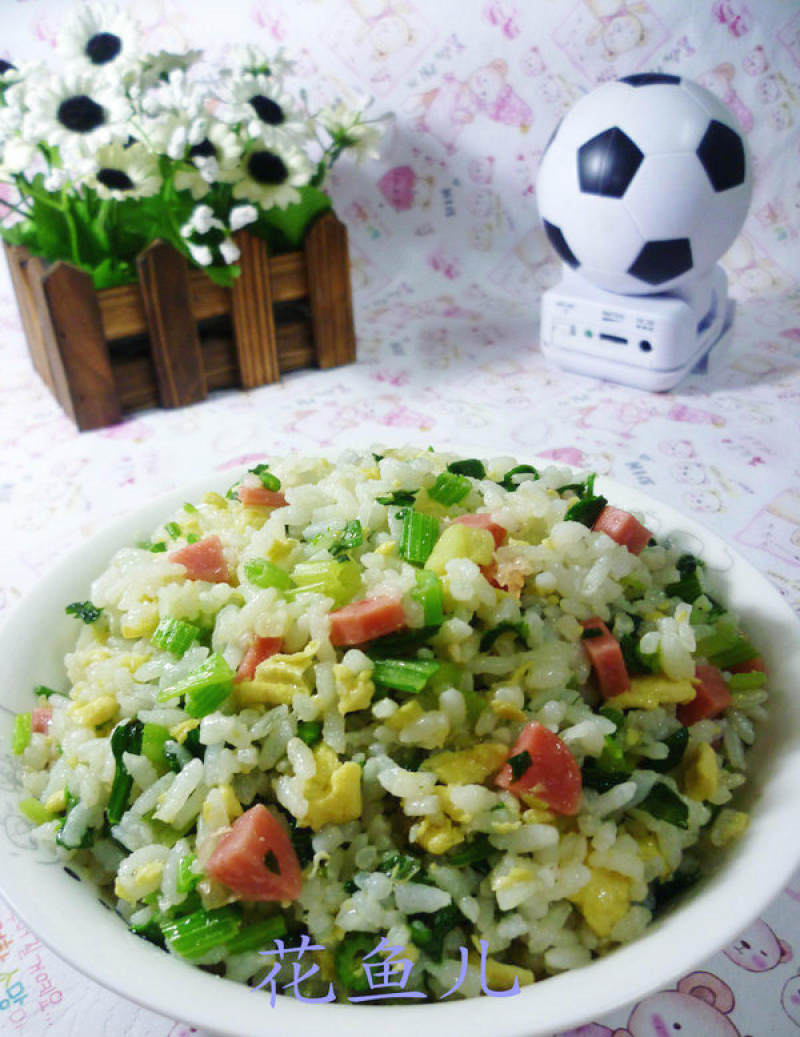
xmin=0 ymin=3 xmax=384 ymax=290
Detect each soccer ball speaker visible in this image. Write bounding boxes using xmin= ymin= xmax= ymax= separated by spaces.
xmin=537 ymin=73 xmax=752 ymax=391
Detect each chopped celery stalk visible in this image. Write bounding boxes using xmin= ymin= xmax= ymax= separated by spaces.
xmin=249 ymin=463 xmax=281 ymax=491
xmin=225 ymin=916 xmax=288 ymax=955
xmin=424 ymin=522 xmax=493 ymax=575
xmin=290 ymin=559 xmax=361 ymax=607
xmin=107 ymin=720 xmax=144 ymax=825
xmin=151 ymin=617 xmax=200 ymax=657
xmin=33 ymin=684 xmax=60 ymax=698
xmin=176 ymin=852 xmax=201 ymax=894
xmin=185 ymin=682 xmax=232 ymax=718
xmin=186 ymin=533 xmax=200 ymax=544
xmin=728 ymin=671 xmax=766 ymax=690
xmin=244 ymin=558 xmax=294 ymax=591
xmin=372 ymin=658 xmax=440 ymax=694
xmin=411 ymin=569 xmax=444 ymax=626
xmin=19 ymin=797 xmax=54 ymax=825
xmin=12 ymin=712 xmax=32 ymax=755
xmin=428 ymin=471 xmax=471 ymax=506
xmin=161 ymin=906 xmax=241 ymax=959
xmin=694 ymin=615 xmax=739 ymax=659
xmin=446 ymin=459 xmax=486 ymax=479
xmin=158 ymin=653 xmax=234 ymax=706
xmin=183 ymin=502 xmax=198 ymax=513
xmin=400 ymin=510 xmax=440 ymax=565
xmin=141 ymin=723 xmax=171 ymax=767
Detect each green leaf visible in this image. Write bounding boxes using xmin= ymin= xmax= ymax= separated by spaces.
xmin=252 ymin=186 xmax=332 ymax=251
xmin=639 ymin=782 xmax=689 ymax=829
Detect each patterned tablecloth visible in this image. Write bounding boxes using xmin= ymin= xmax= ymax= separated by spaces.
xmin=1 ymin=1 xmax=799 ymax=1034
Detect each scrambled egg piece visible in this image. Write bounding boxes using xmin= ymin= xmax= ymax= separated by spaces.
xmin=202 ymin=783 xmax=242 ymax=828
xmin=170 ymin=718 xmax=199 ymax=744
xmin=384 ymin=700 xmax=424 ymax=732
xmin=68 ymin=695 xmax=118 ymax=728
xmin=492 ymin=864 xmax=536 ymax=891
xmin=521 ymin=805 xmax=556 ymax=825
xmin=683 ymin=742 xmax=719 ymax=801
xmin=412 ymin=813 xmax=465 ymax=854
xmin=302 ymin=744 xmax=362 ymax=832
xmin=265 ymin=537 xmax=298 ymax=563
xmin=423 ymin=743 xmax=508 ymax=785
xmin=236 ymin=640 xmax=318 ymax=706
xmin=468 ymin=950 xmax=534 ymax=990
xmin=610 ymin=675 xmax=696 ymax=711
xmin=121 ymin=606 xmax=160 ymax=639
xmin=45 ymin=788 xmax=67 ymax=814
xmin=375 ymin=540 xmax=396 ymax=557
xmin=115 ymin=860 xmax=164 ymax=904
xmin=569 ymin=867 xmax=631 ymax=938
xmin=710 ymin=808 xmax=749 ymax=847
xmin=333 ymin=664 xmax=375 ymax=716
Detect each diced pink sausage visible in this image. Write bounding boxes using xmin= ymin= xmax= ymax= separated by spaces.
xmin=32 ymin=707 xmax=52 ymax=734
xmin=592 ymin=506 xmax=652 ymax=556
xmin=581 ymin=618 xmax=631 ymax=698
xmin=206 ymin=804 xmax=302 ymax=901
xmin=329 ymin=595 xmax=406 ymax=646
xmin=677 ymin=663 xmax=732 ymax=726
xmin=237 ymin=486 xmax=287 ymax=508
xmin=452 ymin=513 xmax=508 ymax=549
xmin=235 ymin=636 xmax=284 ymax=682
xmin=169 ymin=535 xmax=230 ymax=583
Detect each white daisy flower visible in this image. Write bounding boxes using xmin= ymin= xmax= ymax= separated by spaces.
xmin=319 ymin=101 xmax=386 ymax=164
xmin=223 ymin=44 xmax=294 ymax=81
xmin=229 ymin=203 xmax=258 ymax=231
xmin=85 ymin=141 xmax=161 ymax=199
xmin=219 ymin=72 xmax=307 ymax=142
xmin=57 ymin=2 xmax=139 ymax=78
xmin=231 ymin=140 xmax=311 ymax=209
xmin=173 ymin=120 xmax=243 ymax=200
xmin=137 ymin=49 xmax=204 ymax=91
xmin=23 ymin=71 xmax=131 ymax=162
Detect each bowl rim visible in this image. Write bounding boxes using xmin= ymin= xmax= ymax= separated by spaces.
xmin=1 ymin=457 xmax=799 ymax=1037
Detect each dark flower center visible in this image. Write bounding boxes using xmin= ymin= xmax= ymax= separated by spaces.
xmin=188 ymin=138 xmax=217 ymax=160
xmin=57 ymin=94 xmax=105 ymax=133
xmin=247 ymin=150 xmax=288 ymax=185
xmin=0 ymin=60 xmax=16 ymax=75
xmin=86 ymin=32 xmax=122 ymax=65
xmin=248 ymin=94 xmax=284 ymax=125
xmin=97 ymin=167 xmax=134 ymax=190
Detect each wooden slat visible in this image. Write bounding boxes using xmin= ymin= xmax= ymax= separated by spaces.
xmin=268 ymin=251 xmax=308 ymax=302
xmin=137 ymin=240 xmax=207 ymax=408
xmin=42 ymin=262 xmax=122 ymax=430
xmin=4 ymin=244 xmax=52 ymax=389
xmin=230 ymin=230 xmax=279 ymax=387
xmin=304 ymin=210 xmax=356 ymax=369
xmin=114 ymin=322 xmax=314 ymax=413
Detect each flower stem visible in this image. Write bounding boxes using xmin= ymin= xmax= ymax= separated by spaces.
xmin=61 ymin=188 xmax=81 ymax=266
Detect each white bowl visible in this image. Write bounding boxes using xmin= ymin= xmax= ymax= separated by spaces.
xmin=1 ymin=470 xmax=799 ymax=1037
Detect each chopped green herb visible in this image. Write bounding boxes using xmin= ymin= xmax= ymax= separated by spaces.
xmin=447 ymin=458 xmax=486 ymax=479
xmin=508 ymin=750 xmax=531 ymax=782
xmin=151 ymin=617 xmax=200 ymax=657
xmin=640 ymin=782 xmax=689 ymax=829
xmin=428 ymin=471 xmax=471 ymax=506
xmin=651 ymin=867 xmax=701 ymax=914
xmin=12 ymin=712 xmax=32 ymax=755
xmin=372 ymin=658 xmax=441 ymax=694
xmin=296 ymin=720 xmax=323 ymax=747
xmin=165 ymin=522 xmax=182 ymax=539
xmin=498 ymin=464 xmax=539 ymax=491
xmin=183 ymin=502 xmax=198 ymax=514
xmin=65 ymin=601 xmax=103 ymax=623
xmin=249 ymin=463 xmax=281 ymax=492
xmin=57 ymin=788 xmax=95 ymax=849
xmin=480 ymin=621 xmax=528 ymax=651
xmin=372 ymin=453 xmax=384 ymax=463
xmin=446 ymin=834 xmax=494 ymax=868
xmin=334 ymin=932 xmax=375 ymax=993
xmin=727 ymin=671 xmax=766 ymax=690
xmin=415 ymin=903 xmax=460 ymax=962
xmin=244 ymin=558 xmax=294 ymax=591
xmin=564 ymin=493 xmax=608 ymax=528
xmin=666 ymin=554 xmax=705 ymax=603
xmin=33 ymin=684 xmax=60 ymax=698
xmin=377 ymin=853 xmax=420 ymax=881
xmin=330 ymin=519 xmax=363 ymax=559
xmin=366 ymin=626 xmax=439 ymax=659
xmin=163 ymin=739 xmax=192 ymax=773
xmin=399 ymin=510 xmax=439 ymax=565
xmin=376 ymin=489 xmax=418 ymax=507
xmin=107 ymin=719 xmax=144 ymax=825
xmin=136 ymin=540 xmax=167 ymax=553
xmin=648 ymin=727 xmax=689 ymax=774
xmin=186 ymin=532 xmax=201 ymax=545
xmin=408 ymin=919 xmax=432 ymax=948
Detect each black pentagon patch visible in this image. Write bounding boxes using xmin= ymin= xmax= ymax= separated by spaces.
xmin=620 ymin=72 xmax=681 ymax=86
xmin=543 ymin=220 xmax=579 ymax=268
xmin=578 ymin=128 xmax=643 ymax=197
xmin=628 ymin=238 xmax=693 ymax=285
xmin=697 ymin=119 xmax=746 ymax=191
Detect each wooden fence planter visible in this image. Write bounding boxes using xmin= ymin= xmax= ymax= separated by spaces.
xmin=4 ymin=209 xmax=356 ymax=431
